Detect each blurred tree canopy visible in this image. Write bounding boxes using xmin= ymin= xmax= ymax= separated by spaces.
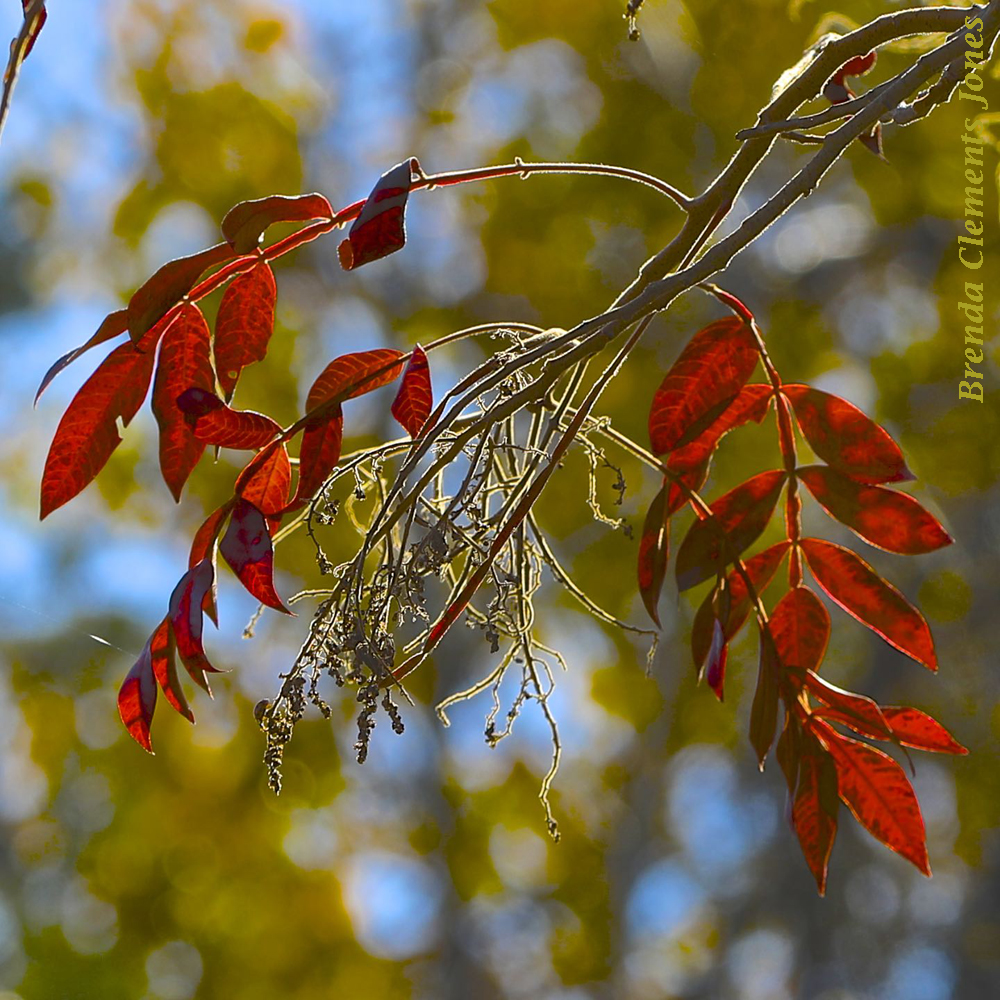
xmin=0 ymin=1 xmax=998 ymax=998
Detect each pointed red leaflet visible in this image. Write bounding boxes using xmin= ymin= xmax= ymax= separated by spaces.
xmin=35 ymin=309 xmax=128 ymax=405
xmin=222 ymin=193 xmax=334 ymax=254
xmin=750 ymin=639 xmax=780 ymax=767
xmin=219 ymin=499 xmax=291 ymax=614
xmin=189 ymin=500 xmax=235 ymax=625
xmin=797 ymin=465 xmax=952 ymax=555
xmin=151 ymin=305 xmax=215 ymax=501
xmin=769 ymin=585 xmax=830 ymax=672
xmin=675 ymin=470 xmax=786 ymax=591
xmin=637 ymin=482 xmax=670 ymax=626
xmin=236 ymin=440 xmax=292 ymax=517
xmin=811 ymin=717 xmax=930 ymax=875
xmin=800 ymin=538 xmax=937 ymax=670
xmin=214 ymin=262 xmax=277 ymax=399
xmin=168 ymin=558 xmax=221 ymax=693
xmin=648 ymin=318 xmax=760 ymax=455
xmin=781 ymin=385 xmax=913 ymax=484
xmin=127 ymin=243 xmax=233 ymax=343
xmin=294 ymin=407 xmax=344 ymax=511
xmin=776 ymin=713 xmax=800 ymax=795
xmin=117 ymin=634 xmax=158 ymax=753
xmin=149 ymin=616 xmax=194 ymax=723
xmin=875 ymin=707 xmax=968 ymax=755
xmin=338 ymin=160 xmax=414 ymax=270
xmin=792 ymin=742 xmax=839 ymax=895
xmin=391 ymin=345 xmax=433 ymax=437
xmin=176 ymin=387 xmax=281 ymax=450
xmin=40 ymin=341 xmax=157 ymax=519
xmin=797 ymin=670 xmax=892 ymax=740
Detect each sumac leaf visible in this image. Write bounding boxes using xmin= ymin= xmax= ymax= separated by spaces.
xmin=338 ymin=159 xmax=414 ymax=269
xmin=35 ymin=309 xmax=128 ymax=405
xmin=220 ymin=499 xmax=291 ymax=614
xmin=877 ymin=707 xmax=968 ymax=755
xmin=189 ymin=499 xmax=235 ymax=625
xmin=750 ymin=639 xmax=780 ymax=768
xmin=769 ymin=585 xmax=830 ymax=672
xmin=391 ymin=345 xmax=433 ymax=437
xmin=294 ymin=406 xmax=344 ymax=510
xmin=705 ymin=618 xmax=728 ymax=700
xmin=792 ymin=742 xmax=839 ymax=895
xmin=675 ymin=470 xmax=786 ymax=591
xmin=222 ymin=193 xmax=334 ymax=255
xmin=306 ymin=348 xmax=405 ymax=412
xmin=177 ymin=387 xmax=281 ymax=450
xmin=236 ymin=440 xmax=292 ymax=518
xmin=40 ymin=341 xmax=156 ymax=519
xmin=648 ymin=317 xmax=760 ymax=455
xmin=797 ymin=671 xmax=892 ymax=740
xmin=811 ymin=718 xmax=930 ymax=875
xmin=149 ymin=616 xmax=194 ymax=723
xmin=214 ymin=262 xmax=277 ymax=399
xmin=776 ymin=713 xmax=800 ymax=795
xmin=168 ymin=558 xmax=221 ymax=693
xmin=800 ymin=538 xmax=937 ymax=670
xmin=117 ymin=634 xmax=158 ymax=753
xmin=781 ymin=385 xmax=912 ymax=484
xmin=637 ymin=482 xmax=670 ymax=626
xmin=798 ymin=465 xmax=952 ymax=555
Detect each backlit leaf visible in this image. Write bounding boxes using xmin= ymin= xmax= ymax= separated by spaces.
xmin=168 ymin=558 xmax=221 ymax=693
xmin=391 ymin=345 xmax=433 ymax=437
xmin=769 ymin=585 xmax=830 ymax=672
xmin=792 ymin=741 xmax=839 ymax=895
xmin=219 ymin=499 xmax=291 ymax=614
xmin=236 ymin=440 xmax=292 ymax=518
xmin=293 ymin=405 xmax=343 ymax=511
xmin=149 ymin=616 xmax=194 ymax=723
xmin=177 ymin=387 xmax=281 ymax=450
xmin=214 ymin=262 xmax=277 ymax=399
xmin=637 ymin=482 xmax=670 ymax=626
xmin=222 ymin=193 xmax=334 ymax=254
xmin=117 ymin=634 xmax=158 ymax=753
xmin=338 ymin=159 xmax=414 ymax=269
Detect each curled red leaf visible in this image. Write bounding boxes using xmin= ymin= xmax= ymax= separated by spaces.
xmin=338 ymin=159 xmax=414 ymax=270
xmin=117 ymin=634 xmax=159 ymax=753
xmin=168 ymin=558 xmax=221 ymax=693
xmin=214 ymin=262 xmax=277 ymax=399
xmin=391 ymin=345 xmax=433 ymax=437
xmin=149 ymin=616 xmax=194 ymax=723
xmin=222 ymin=193 xmax=334 ymax=255
xmin=177 ymin=388 xmax=281 ymax=450
xmin=219 ymin=499 xmax=292 ymax=614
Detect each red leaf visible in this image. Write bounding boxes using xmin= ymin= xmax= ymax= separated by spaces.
xmin=117 ymin=634 xmax=158 ymax=753
xmin=798 ymin=466 xmax=952 ymax=555
xmin=222 ymin=193 xmax=334 ymax=255
xmin=798 ymin=671 xmax=892 ymax=740
xmin=705 ymin=618 xmax=728 ymax=700
xmin=219 ymin=499 xmax=291 ymax=614
xmin=675 ymin=470 xmax=786 ymax=591
xmin=691 ymin=541 xmax=790 ymax=669
xmin=127 ymin=243 xmax=233 ymax=343
xmin=151 ymin=304 xmax=215 ymax=501
xmin=776 ymin=713 xmax=800 ymax=795
xmin=338 ymin=160 xmax=414 ymax=269
xmin=792 ymin=742 xmax=839 ymax=895
xmin=149 ymin=616 xmax=194 ymax=723
xmin=236 ymin=440 xmax=292 ymax=517
xmin=838 ymin=50 xmax=877 ymax=80
xmin=667 ymin=383 xmax=773 ymax=473
xmin=877 ymin=707 xmax=968 ymax=755
xmin=637 ymin=482 xmax=670 ymax=626
xmin=189 ymin=500 xmax=235 ymax=625
xmin=769 ymin=585 xmax=830 ymax=672
xmin=40 ymin=341 xmax=156 ymax=519
xmin=781 ymin=385 xmax=913 ymax=484
xmin=35 ymin=309 xmax=128 ymax=405
xmin=811 ymin=718 xmax=930 ymax=875
xmin=294 ymin=406 xmax=344 ymax=510
xmin=648 ymin=318 xmax=760 ymax=455
xmin=391 ymin=345 xmax=433 ymax=437
xmin=800 ymin=538 xmax=937 ymax=670
xmin=177 ymin=387 xmax=281 ymax=450
xmin=750 ymin=639 xmax=780 ymax=768
xmin=214 ymin=262 xmax=277 ymax=399
xmin=168 ymin=558 xmax=221 ymax=693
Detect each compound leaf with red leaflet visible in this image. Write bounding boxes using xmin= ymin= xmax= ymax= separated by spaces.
xmin=222 ymin=193 xmax=334 ymax=255
xmin=35 ymin=309 xmax=128 ymax=405
xmin=40 ymin=341 xmax=157 ymax=519
xmin=798 ymin=465 xmax=952 ymax=555
xmin=127 ymin=243 xmax=233 ymax=343
xmin=782 ymin=385 xmax=912 ymax=484
xmin=649 ymin=317 xmax=760 ymax=455
xmin=189 ymin=499 xmax=235 ymax=625
xmin=391 ymin=345 xmax=433 ymax=437
xmin=675 ymin=470 xmax=786 ymax=591
xmin=798 ymin=671 xmax=892 ymax=740
xmin=151 ymin=304 xmax=215 ymax=501
xmin=750 ymin=639 xmax=780 ymax=767
xmin=769 ymin=585 xmax=830 ymax=673
xmin=294 ymin=407 xmax=344 ymax=512
xmin=168 ymin=558 xmax=221 ymax=693
xmin=792 ymin=741 xmax=839 ymax=895
xmin=812 ymin=718 xmax=930 ymax=875
xmin=236 ymin=440 xmax=292 ymax=518
xmin=219 ymin=499 xmax=291 ymax=614
xmin=176 ymin=387 xmax=281 ymax=450
xmin=877 ymin=708 xmax=968 ymax=755
xmin=637 ymin=482 xmax=670 ymax=626
xmin=149 ymin=616 xmax=194 ymax=723
xmin=117 ymin=634 xmax=158 ymax=753
xmin=338 ymin=160 xmax=414 ymax=270
xmin=214 ymin=261 xmax=277 ymax=399
xmin=800 ymin=538 xmax=937 ymax=670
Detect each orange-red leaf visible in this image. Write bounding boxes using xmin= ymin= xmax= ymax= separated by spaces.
xmin=798 ymin=671 xmax=892 ymax=740
xmin=214 ymin=262 xmax=277 ymax=399
xmin=792 ymin=743 xmax=839 ymax=895
xmin=35 ymin=309 xmax=128 ymax=405
xmin=40 ymin=341 xmax=156 ymax=519
xmin=236 ymin=440 xmax=292 ymax=517
xmin=338 ymin=160 xmax=413 ymax=270
xmin=811 ymin=718 xmax=930 ymax=875
xmin=637 ymin=482 xmax=670 ymax=626
xmin=127 ymin=243 xmax=233 ymax=343
xmin=877 ymin=707 xmax=968 ymax=755
xmin=750 ymin=639 xmax=780 ymax=768
xmin=149 ymin=616 xmax=194 ymax=723
xmin=800 ymin=538 xmax=937 ymax=670
xmin=294 ymin=406 xmax=344 ymax=510
xmin=220 ymin=499 xmax=291 ymax=614
xmin=769 ymin=585 xmax=830 ymax=672
xmin=222 ymin=193 xmax=334 ymax=255
xmin=781 ymin=385 xmax=913 ymax=484
xmin=168 ymin=558 xmax=221 ymax=693
xmin=306 ymin=348 xmax=406 ymax=411
xmin=675 ymin=470 xmax=786 ymax=591
xmin=176 ymin=387 xmax=281 ymax=450
xmin=151 ymin=305 xmax=215 ymax=501
xmin=117 ymin=634 xmax=158 ymax=753
xmin=649 ymin=318 xmax=760 ymax=455
xmin=391 ymin=345 xmax=433 ymax=437
xmin=797 ymin=465 xmax=952 ymax=555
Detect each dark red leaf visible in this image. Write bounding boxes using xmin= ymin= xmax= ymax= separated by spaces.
xmin=168 ymin=558 xmax=221 ymax=693
xmin=117 ymin=633 xmax=158 ymax=753
xmin=776 ymin=713 xmax=800 ymax=795
xmin=838 ymin=50 xmax=877 ymax=80
xmin=222 ymin=193 xmax=334 ymax=255
xmin=675 ymin=470 xmax=786 ymax=591
xmin=792 ymin=741 xmax=839 ymax=895
xmin=236 ymin=440 xmax=292 ymax=517
xmin=35 ymin=309 xmax=128 ymax=405
xmin=637 ymin=482 xmax=670 ymax=626
xmin=750 ymin=639 xmax=780 ymax=768
xmin=769 ymin=585 xmax=830 ymax=672
xmin=189 ymin=500 xmax=235 ymax=625
xmin=800 ymin=538 xmax=937 ymax=670
xmin=648 ymin=317 xmax=760 ymax=455
xmin=391 ymin=345 xmax=433 ymax=437
xmin=705 ymin=619 xmax=728 ymax=700
xmin=781 ymin=385 xmax=913 ymax=484
xmin=798 ymin=466 xmax=952 ymax=555
xmin=151 ymin=304 xmax=215 ymax=501
xmin=338 ymin=160 xmax=414 ymax=270
xmin=127 ymin=243 xmax=233 ymax=343
xmin=811 ymin=718 xmax=930 ymax=875
xmin=219 ymin=499 xmax=291 ymax=614
xmin=214 ymin=262 xmax=277 ymax=399
xmin=149 ymin=616 xmax=194 ymax=723
xmin=40 ymin=341 xmax=156 ymax=519
xmin=177 ymin=387 xmax=281 ymax=450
